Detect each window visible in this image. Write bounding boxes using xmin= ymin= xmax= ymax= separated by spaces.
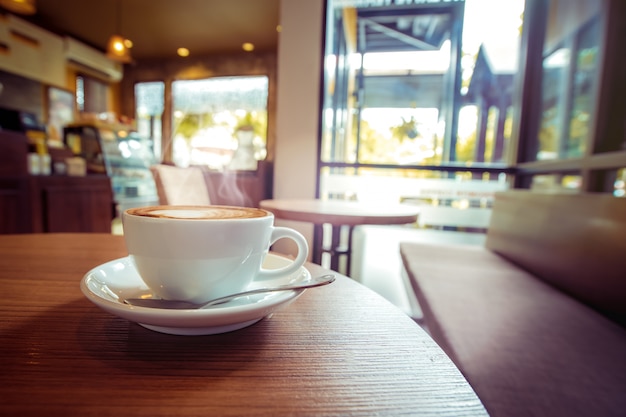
xmin=76 ymin=74 xmax=109 ymax=114
xmin=614 ymin=168 xmax=626 ymax=197
xmin=135 ymin=81 xmax=164 ymax=159
xmin=537 ymin=1 xmax=602 ymax=161
xmin=322 ymin=0 xmax=626 ymax=199
xmin=515 ymin=0 xmax=626 ymax=193
xmin=170 ymin=76 xmax=269 ymax=169
xmin=319 ymin=0 xmax=524 ymax=230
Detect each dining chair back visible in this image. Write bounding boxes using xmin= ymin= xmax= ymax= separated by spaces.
xmin=150 ymin=164 xmax=211 ymax=206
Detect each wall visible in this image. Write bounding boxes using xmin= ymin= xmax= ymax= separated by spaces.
xmin=272 ymin=0 xmax=324 ymax=257
xmin=0 ymin=14 xmax=65 ymax=88
xmin=0 ymin=15 xmax=124 ymax=136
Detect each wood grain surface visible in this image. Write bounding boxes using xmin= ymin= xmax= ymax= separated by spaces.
xmin=0 ymin=234 xmax=486 ymax=417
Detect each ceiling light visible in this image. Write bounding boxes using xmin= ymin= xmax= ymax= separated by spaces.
xmin=0 ymin=0 xmax=36 ymax=15
xmin=242 ymin=42 xmax=255 ymax=52
xmin=177 ymin=47 xmax=190 ymax=57
xmin=107 ymin=35 xmax=132 ymax=63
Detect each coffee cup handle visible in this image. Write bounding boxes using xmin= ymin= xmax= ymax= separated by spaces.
xmin=258 ymin=227 xmax=309 ymax=279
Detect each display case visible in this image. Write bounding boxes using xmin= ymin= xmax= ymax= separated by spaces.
xmin=64 ymin=122 xmax=159 ymax=214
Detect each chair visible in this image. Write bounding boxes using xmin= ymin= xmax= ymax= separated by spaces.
xmin=150 ymin=164 xmax=211 ymax=205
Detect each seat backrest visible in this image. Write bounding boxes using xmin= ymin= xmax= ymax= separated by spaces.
xmin=486 ymin=190 xmax=626 ymax=326
xmin=150 ymin=164 xmax=211 ymax=206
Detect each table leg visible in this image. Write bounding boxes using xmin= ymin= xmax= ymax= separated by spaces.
xmin=329 ymin=225 xmax=342 ymax=272
xmin=313 ymin=224 xmax=355 ymax=277
xmin=345 ymin=225 xmax=354 ymax=276
xmin=330 ymin=225 xmax=355 ymax=276
xmin=313 ymin=224 xmax=324 ymax=266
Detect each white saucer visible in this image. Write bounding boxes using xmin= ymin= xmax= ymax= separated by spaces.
xmin=80 ymin=254 xmax=311 ymax=335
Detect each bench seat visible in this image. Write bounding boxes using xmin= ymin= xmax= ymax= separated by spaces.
xmin=399 ymin=191 xmax=626 ymax=417
xmin=401 ymin=242 xmax=626 ymax=417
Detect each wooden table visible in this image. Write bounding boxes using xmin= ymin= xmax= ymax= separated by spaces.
xmin=260 ymin=199 xmax=419 ymax=275
xmin=0 ymin=234 xmax=486 ymax=417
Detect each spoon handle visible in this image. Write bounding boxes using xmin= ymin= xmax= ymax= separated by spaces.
xmin=124 ymin=274 xmax=335 ymax=310
xmin=204 ymin=274 xmax=335 ymax=307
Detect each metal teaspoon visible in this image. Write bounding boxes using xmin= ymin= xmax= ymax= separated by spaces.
xmin=123 ymin=274 xmax=335 ymax=310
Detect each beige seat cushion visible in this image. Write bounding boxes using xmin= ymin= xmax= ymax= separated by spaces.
xmin=150 ymin=164 xmax=211 ymax=206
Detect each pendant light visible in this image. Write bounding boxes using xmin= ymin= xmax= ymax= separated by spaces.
xmin=0 ymin=0 xmax=36 ymax=15
xmin=107 ymin=35 xmax=132 ymax=63
xmin=106 ymin=0 xmax=132 ymax=63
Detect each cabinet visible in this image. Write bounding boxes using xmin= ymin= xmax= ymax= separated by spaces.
xmin=29 ymin=175 xmax=114 ymax=233
xmin=0 ymin=177 xmax=30 ymax=234
xmin=0 ymin=131 xmax=114 ymax=233
xmin=0 ymin=131 xmax=31 ymax=233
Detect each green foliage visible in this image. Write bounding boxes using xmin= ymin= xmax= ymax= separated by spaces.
xmin=455 ymin=131 xmax=477 ymax=163
xmin=359 ymin=119 xmax=397 ymax=164
xmin=173 ymin=111 xmax=268 ymax=144
xmin=390 ymin=116 xmax=418 ymax=142
xmin=235 ymin=111 xmax=267 ymax=138
xmin=175 ymin=113 xmax=215 ymax=140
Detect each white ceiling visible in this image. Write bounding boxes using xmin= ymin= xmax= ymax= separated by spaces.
xmin=16 ymin=0 xmax=280 ymax=60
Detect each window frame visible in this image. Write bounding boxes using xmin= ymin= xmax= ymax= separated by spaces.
xmin=512 ymin=0 xmax=626 ymax=192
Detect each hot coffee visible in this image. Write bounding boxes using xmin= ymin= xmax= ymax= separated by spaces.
xmin=122 ymin=204 xmax=309 ymax=303
xmin=126 ymin=205 xmax=267 ymax=220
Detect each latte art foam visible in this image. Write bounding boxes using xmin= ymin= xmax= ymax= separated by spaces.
xmin=127 ymin=205 xmax=268 ymax=220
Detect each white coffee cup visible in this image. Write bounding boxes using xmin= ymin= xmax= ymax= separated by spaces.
xmin=122 ymin=205 xmax=309 ymax=304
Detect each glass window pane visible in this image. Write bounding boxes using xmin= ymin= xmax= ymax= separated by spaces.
xmin=171 ymin=76 xmax=268 ymax=170
xmin=358 ymin=108 xmax=441 ymax=164
xmin=318 ymin=0 xmax=522 ymax=228
xmin=76 ymin=75 xmax=108 ymax=115
xmin=536 ymin=0 xmax=604 ymax=161
xmin=615 ymin=168 xmax=626 ymax=197
xmin=319 ymin=166 xmax=509 ymax=231
xmin=567 ymin=17 xmax=601 ymax=157
xmin=538 ymin=47 xmax=570 ymax=160
xmin=484 ymin=107 xmax=499 ymax=162
xmin=135 ymin=81 xmax=164 ymax=160
xmin=321 ymin=0 xmax=523 ymax=169
xmin=456 ymin=105 xmax=478 ymax=163
xmin=530 ymin=174 xmax=581 ymax=191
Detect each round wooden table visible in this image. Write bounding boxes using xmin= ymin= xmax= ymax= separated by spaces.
xmin=260 ymin=198 xmax=419 ymax=275
xmin=0 ymin=233 xmax=486 ymax=417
